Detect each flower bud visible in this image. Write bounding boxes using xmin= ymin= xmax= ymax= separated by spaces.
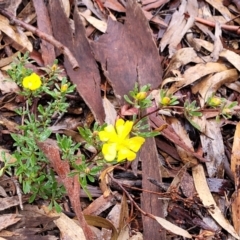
xmin=61 ymin=84 xmax=68 ymax=92
xmin=161 ymin=96 xmax=171 ymax=106
xmin=209 ymin=97 xmax=221 ymax=107
xmin=51 ymin=64 xmax=57 ymax=71
xmin=135 ymin=92 xmax=147 ymax=100
xmin=85 ymin=167 xmax=90 ymax=174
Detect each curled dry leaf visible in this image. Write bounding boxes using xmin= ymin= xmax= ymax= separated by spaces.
xmin=154 ymin=216 xmax=192 ymax=238
xmin=192 ymin=164 xmax=240 ymax=239
xmin=192 ymin=69 xmax=238 ymax=107
xmin=99 ymin=165 xmax=116 ymax=197
xmin=84 ymin=215 xmax=118 ymax=240
xmin=164 ymin=48 xmax=203 ymax=77
xmin=168 ymin=62 xmax=228 ymax=94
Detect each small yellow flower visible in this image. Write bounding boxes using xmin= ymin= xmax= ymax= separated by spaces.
xmin=161 ymin=96 xmax=171 ymax=106
xmin=135 ymin=92 xmax=147 ymax=100
xmin=99 ymin=119 xmax=145 ymax=162
xmin=22 ymin=73 xmax=42 ymax=90
xmin=61 ymin=84 xmax=68 ymax=92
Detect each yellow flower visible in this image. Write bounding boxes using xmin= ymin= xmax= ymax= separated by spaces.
xmin=61 ymin=84 xmax=68 ymax=92
xmin=22 ymin=73 xmax=42 ymax=90
xmin=135 ymin=92 xmax=147 ymax=100
xmin=99 ymin=119 xmax=145 ymax=162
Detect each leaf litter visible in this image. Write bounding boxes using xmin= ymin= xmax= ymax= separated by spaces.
xmin=0 ymin=0 xmax=240 ymax=239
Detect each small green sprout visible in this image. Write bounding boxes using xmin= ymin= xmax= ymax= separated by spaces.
xmin=220 ymin=101 xmax=238 ymax=119
xmin=184 ymin=100 xmax=202 ymax=130
xmin=184 ymin=100 xmax=202 ymax=118
xmin=159 ymin=89 xmax=179 ymax=106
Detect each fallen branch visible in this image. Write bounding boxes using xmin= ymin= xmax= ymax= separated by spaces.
xmin=0 ymin=8 xmax=79 ymax=70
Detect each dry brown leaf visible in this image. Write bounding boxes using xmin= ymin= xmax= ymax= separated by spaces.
xmin=160 ymin=0 xmax=198 ymax=57
xmin=0 ymin=71 xmax=19 ymax=94
xmin=61 ymin=0 xmax=70 ymax=17
xmin=226 ymin=81 xmax=240 ymax=93
xmin=165 ymin=48 xmax=203 ymax=77
xmin=99 ymin=165 xmax=116 ymax=197
xmin=85 ymin=215 xmax=118 ymax=240
xmin=192 ymin=164 xmax=240 ymax=239
xmin=0 ymin=196 xmax=20 ymax=211
xmin=81 ymin=0 xmax=106 ymax=20
xmin=200 ymin=120 xmax=227 ymax=177
xmin=117 ymin=194 xmax=130 ymax=239
xmin=193 ymin=38 xmax=240 ymax=71
xmin=231 ymin=122 xmax=240 ymax=235
xmin=79 ymin=12 xmax=107 ymax=33
xmin=211 ymin=21 xmax=223 ymax=61
xmin=43 ymin=208 xmax=86 ymax=240
xmin=167 ymin=117 xmax=198 ymax=167
xmin=205 ymin=0 xmax=233 ymax=21
xmin=83 ymin=193 xmax=118 ymax=216
xmin=168 ymin=62 xmax=228 ymax=94
xmin=160 ymin=0 xmax=187 ymax=56
xmin=103 ymin=96 xmax=117 ymax=125
xmin=104 ymin=0 xmax=126 ymax=12
xmin=0 ymin=15 xmax=32 ymax=51
xmin=0 ymin=214 xmax=21 ymax=231
xmin=154 ymin=216 xmax=192 ymax=238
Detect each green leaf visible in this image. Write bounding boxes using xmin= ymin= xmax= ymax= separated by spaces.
xmin=38 ymin=129 xmax=52 ymax=141
xmin=53 ymin=201 xmax=62 ymax=213
xmin=87 ymin=174 xmax=95 ymax=182
xmin=124 ymin=95 xmax=134 ymax=104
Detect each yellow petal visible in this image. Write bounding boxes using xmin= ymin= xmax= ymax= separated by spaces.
xmin=125 ymin=137 xmax=145 ymax=152
xmin=99 ymin=125 xmax=116 ymax=142
xmin=117 ymin=147 xmax=136 ymax=162
xmin=102 ymin=143 xmax=117 ymax=161
xmin=116 ymin=119 xmax=133 ymax=139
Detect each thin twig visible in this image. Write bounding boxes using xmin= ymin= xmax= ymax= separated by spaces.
xmin=108 ymin=173 xmax=157 ymax=219
xmin=0 ymin=8 xmax=79 ymax=70
xmin=185 ymin=13 xmax=240 ymax=35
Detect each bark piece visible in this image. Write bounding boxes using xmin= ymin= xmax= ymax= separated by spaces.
xmin=91 ymin=0 xmax=162 ymax=102
xmin=48 ymin=0 xmax=105 ymax=123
